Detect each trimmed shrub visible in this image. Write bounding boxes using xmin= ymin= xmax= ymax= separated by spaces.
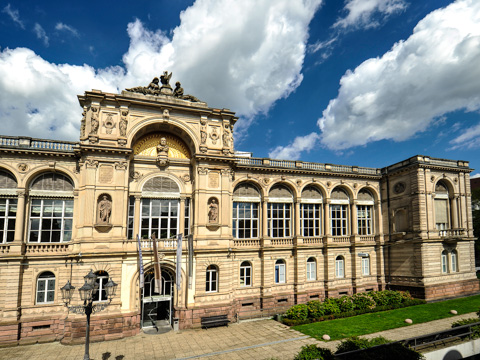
xmin=337 ymin=295 xmax=354 ymax=313
xmin=351 ymin=293 xmax=376 ymax=311
xmin=369 ymin=290 xmax=403 ymax=307
xmin=294 ymin=344 xmax=334 ymax=360
xmin=284 ymin=304 xmax=308 ymax=320
xmin=323 ymin=298 xmax=340 ymax=315
xmin=307 ymin=300 xmax=325 ymax=318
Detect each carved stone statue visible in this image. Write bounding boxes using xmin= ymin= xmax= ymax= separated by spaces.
xmin=173 ymin=81 xmax=200 ymax=102
xmin=160 ymin=71 xmax=172 ymax=87
xmin=156 ymin=137 xmax=169 ymax=157
xmin=119 ymin=119 xmax=127 ymax=137
xmin=98 ymin=195 xmax=112 ymax=223
xmin=222 ymin=130 xmax=230 ymax=147
xmin=90 ymin=107 xmax=99 ymax=135
xmin=201 ymin=127 xmax=207 ymax=144
xmin=208 ymin=198 xmax=219 ymax=223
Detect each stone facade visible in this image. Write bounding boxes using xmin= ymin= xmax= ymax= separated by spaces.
xmin=0 ymin=83 xmax=477 ymax=346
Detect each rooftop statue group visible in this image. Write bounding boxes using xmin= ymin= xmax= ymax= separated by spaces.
xmin=126 ymin=71 xmax=200 ymax=102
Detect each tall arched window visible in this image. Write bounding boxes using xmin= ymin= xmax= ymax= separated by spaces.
xmin=306 ymin=257 xmax=316 ymax=281
xmin=357 ymin=189 xmax=374 ymax=235
xmin=36 ymin=271 xmax=55 ymax=304
xmin=143 ymin=268 xmax=173 ymax=297
xmin=335 ymin=256 xmax=345 ymax=278
xmin=206 ymin=265 xmax=218 ymax=292
xmin=451 ymin=250 xmax=458 ymax=273
xmin=268 ymin=185 xmax=293 ymax=238
xmin=140 ymin=177 xmax=180 ymax=239
xmin=301 ymin=186 xmax=322 ymax=237
xmin=435 ymin=182 xmax=450 ymax=231
xmin=0 ymin=170 xmax=17 ymax=243
xmin=92 ymin=270 xmax=109 ymax=302
xmin=441 ymin=250 xmax=448 ymax=273
xmin=240 ymin=261 xmax=252 ymax=287
xmin=275 ymin=259 xmax=286 ymax=284
xmin=330 ymin=188 xmax=349 ymax=236
xmin=29 ymin=173 xmax=74 ymax=243
xmin=233 ymin=183 xmax=260 ymax=239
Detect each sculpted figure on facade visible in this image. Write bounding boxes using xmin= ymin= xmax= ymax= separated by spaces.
xmin=90 ymin=107 xmax=99 ymax=135
xmin=222 ymin=129 xmax=230 ymax=147
xmin=98 ymin=195 xmax=112 ymax=223
xmin=208 ymin=198 xmax=219 ymax=223
xmin=126 ymin=77 xmax=160 ymax=96
xmin=200 ymin=127 xmax=207 ymax=144
xmin=157 ymin=137 xmax=169 ymax=157
xmin=173 ymin=81 xmax=200 ymax=102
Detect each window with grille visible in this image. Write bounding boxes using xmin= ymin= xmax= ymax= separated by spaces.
xmin=127 ymin=196 xmax=135 ymax=239
xmin=441 ymin=250 xmax=448 ymax=273
xmin=451 ymin=250 xmax=458 ymax=272
xmin=361 ymin=257 xmax=370 ymax=276
xmin=301 ymin=204 xmax=321 ymax=237
xmin=184 ymin=198 xmax=191 ymax=236
xmin=435 ymin=182 xmax=449 ymax=230
xmin=233 ymin=202 xmax=258 ymax=239
xmin=36 ymin=272 xmax=55 ymax=304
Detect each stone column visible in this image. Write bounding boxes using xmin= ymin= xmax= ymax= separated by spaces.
xmin=133 ymin=195 xmax=141 ymax=238
xmin=13 ymin=189 xmax=26 ymax=244
xmin=324 ymin=201 xmax=330 ymax=236
xmin=351 ymin=201 xmax=358 ymax=236
xmin=451 ymin=196 xmax=459 ymax=229
xmin=294 ymin=199 xmax=301 ymax=237
xmin=262 ymin=198 xmax=268 ymax=239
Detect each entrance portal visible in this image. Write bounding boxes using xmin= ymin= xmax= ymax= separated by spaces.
xmin=141 ymin=268 xmax=174 ymax=329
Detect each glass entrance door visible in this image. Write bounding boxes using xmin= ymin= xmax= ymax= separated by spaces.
xmin=141 ymin=268 xmax=174 ymax=328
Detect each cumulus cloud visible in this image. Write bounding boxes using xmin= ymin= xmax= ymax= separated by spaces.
xmin=269 ymin=132 xmax=320 ymax=160
xmin=55 ymin=22 xmax=79 ymax=37
xmin=33 ymin=23 xmax=49 ymax=46
xmin=2 ymin=4 xmax=24 ymax=29
xmin=471 ymin=173 xmax=480 ymax=179
xmin=318 ymin=0 xmax=480 ymax=150
xmin=334 ymin=0 xmax=407 ymax=29
xmin=0 ymin=0 xmax=321 ymax=141
xmin=450 ymin=121 xmax=480 ymax=150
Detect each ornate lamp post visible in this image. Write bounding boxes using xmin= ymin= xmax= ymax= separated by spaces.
xmin=61 ymin=270 xmax=118 ymax=360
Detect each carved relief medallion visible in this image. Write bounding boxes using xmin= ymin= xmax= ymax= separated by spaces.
xmin=209 ymin=127 xmax=219 ymax=144
xmin=393 ymin=182 xmax=406 ymax=194
xmin=18 ymin=163 xmax=28 ymax=172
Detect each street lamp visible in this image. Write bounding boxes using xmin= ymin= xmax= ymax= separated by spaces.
xmin=61 ymin=271 xmax=118 ymax=360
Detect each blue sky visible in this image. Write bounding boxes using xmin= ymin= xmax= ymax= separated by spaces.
xmin=1 ymin=0 xmax=479 ymax=176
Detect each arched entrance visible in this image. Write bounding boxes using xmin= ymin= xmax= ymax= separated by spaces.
xmin=141 ymin=267 xmax=174 ymax=329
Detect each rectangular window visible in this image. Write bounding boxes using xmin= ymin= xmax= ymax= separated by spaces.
xmin=36 ymin=277 xmax=55 ymax=304
xmin=331 ymin=204 xmax=348 ymax=236
xmin=206 ymin=267 xmax=218 ymax=292
xmin=301 ymin=204 xmax=321 ymax=237
xmin=268 ymin=203 xmax=291 ymax=238
xmin=140 ymin=199 xmax=179 ymax=239
xmin=357 ymin=205 xmax=373 ymax=235
xmin=335 ymin=258 xmax=344 ymax=278
xmin=306 ymin=259 xmax=316 ymax=281
xmin=361 ymin=257 xmax=370 ymax=276
xmin=441 ymin=252 xmax=448 ymax=273
xmin=451 ymin=252 xmax=457 ymax=272
xmin=127 ymin=196 xmax=135 ymax=239
xmin=29 ymin=199 xmax=73 ymax=243
xmin=275 ymin=262 xmax=285 ymax=283
xmin=0 ymin=198 xmax=16 ymax=243
xmin=240 ymin=263 xmax=252 ymax=286
xmin=184 ymin=198 xmax=191 ymax=236
xmin=233 ymin=202 xmax=259 ymax=239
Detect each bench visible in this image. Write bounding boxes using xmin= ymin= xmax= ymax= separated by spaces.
xmin=201 ymin=314 xmax=230 ymax=329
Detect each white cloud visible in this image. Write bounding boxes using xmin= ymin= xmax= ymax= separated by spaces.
xmin=318 ymin=0 xmax=480 ymax=150
xmin=0 ymin=0 xmax=321 ymax=142
xmin=2 ymin=4 xmax=24 ymax=29
xmin=334 ymin=0 xmax=407 ymax=29
xmin=33 ymin=23 xmax=49 ymax=46
xmin=471 ymin=173 xmax=480 ymax=179
xmin=450 ymin=121 xmax=480 ymax=150
xmin=55 ymin=22 xmax=79 ymax=37
xmin=269 ymin=132 xmax=320 ymax=160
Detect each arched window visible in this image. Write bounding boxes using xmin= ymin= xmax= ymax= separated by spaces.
xmin=240 ymin=261 xmax=252 ymax=287
xmin=233 ymin=183 xmax=260 ymax=239
xmin=268 ymin=185 xmax=293 ymax=238
xmin=435 ymin=182 xmax=449 ymax=231
xmin=92 ymin=270 xmax=109 ymax=302
xmin=29 ymin=173 xmax=74 ymax=243
xmin=275 ymin=259 xmax=286 ymax=284
xmin=301 ymin=186 xmax=322 ymax=237
xmin=0 ymin=170 xmax=17 ymax=243
xmin=206 ymin=265 xmax=218 ymax=292
xmin=143 ymin=268 xmax=173 ymax=297
xmin=357 ymin=189 xmax=374 ymax=235
xmin=306 ymin=257 xmax=316 ymax=281
xmin=330 ymin=188 xmax=349 ymax=236
xmin=335 ymin=256 xmax=345 ymax=278
xmin=441 ymin=250 xmax=448 ymax=273
xmin=140 ymin=177 xmax=180 ymax=239
xmin=451 ymin=250 xmax=458 ymax=273
xmin=36 ymin=271 xmax=55 ymax=304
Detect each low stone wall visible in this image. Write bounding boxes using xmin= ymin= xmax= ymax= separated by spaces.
xmin=390 ymin=278 xmax=479 ymax=300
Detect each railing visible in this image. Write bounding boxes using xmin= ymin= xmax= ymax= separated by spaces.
xmin=0 ymin=244 xmax=10 ymax=254
xmin=233 ymin=239 xmax=261 ymax=247
xmin=0 ymin=136 xmax=76 ymax=152
xmin=358 ymin=167 xmax=379 ymax=175
xmin=332 ymin=236 xmax=350 ymax=243
xmin=302 ymin=237 xmax=324 ymax=244
xmin=438 ymin=228 xmax=465 ymax=238
xmin=270 ymin=238 xmax=293 ymax=246
xmin=139 ymin=238 xmax=180 ymax=249
xmin=269 ymin=159 xmax=296 ymax=168
xmin=428 ymin=158 xmax=462 ymax=167
xmin=25 ymin=243 xmax=69 ymax=254
xmin=330 ymin=164 xmax=352 ymax=172
xmin=302 ymin=162 xmax=325 ymax=171
xmin=236 ymin=157 xmax=263 ymax=166
xmin=359 ymin=235 xmax=375 ymax=242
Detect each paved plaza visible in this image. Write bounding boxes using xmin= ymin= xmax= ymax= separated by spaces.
xmin=0 ymin=312 xmax=477 ymax=360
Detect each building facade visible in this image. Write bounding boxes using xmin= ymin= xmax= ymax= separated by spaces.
xmin=0 ymin=76 xmax=477 ymax=345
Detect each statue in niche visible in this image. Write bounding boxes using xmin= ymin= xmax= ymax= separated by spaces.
xmin=119 ymin=119 xmax=127 ymax=137
xmin=222 ymin=129 xmax=230 ymax=147
xmin=156 ymin=137 xmax=169 ymax=157
xmin=201 ymin=127 xmax=207 ymax=144
xmin=208 ymin=198 xmax=219 ymax=223
xmin=173 ymin=81 xmax=200 ymax=102
xmin=98 ymin=195 xmax=112 ymax=223
xmin=90 ymin=108 xmax=99 ymax=135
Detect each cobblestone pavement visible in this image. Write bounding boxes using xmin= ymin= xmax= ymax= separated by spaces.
xmin=0 ymin=312 xmax=477 ymax=360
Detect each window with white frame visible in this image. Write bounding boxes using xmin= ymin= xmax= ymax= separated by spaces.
xmin=301 ymin=186 xmax=322 ymax=237
xmin=184 ymin=198 xmax=191 ymax=236
xmin=127 ymin=196 xmax=135 ymax=240
xmin=0 ymin=170 xmax=17 ymax=243
xmin=441 ymin=250 xmax=448 ymax=273
xmin=330 ymin=188 xmax=349 ymax=236
xmin=357 ymin=189 xmax=374 ymax=235
xmin=92 ymin=270 xmax=109 ymax=302
xmin=240 ymin=261 xmax=252 ymax=286
xmin=335 ymin=256 xmax=345 ymax=278
xmin=275 ymin=259 xmax=286 ymax=284
xmin=206 ymin=265 xmax=218 ymax=292
xmin=268 ymin=185 xmax=293 ymax=238
xmin=451 ymin=250 xmax=458 ymax=272
xmin=361 ymin=256 xmax=370 ymax=276
xmin=36 ymin=271 xmax=55 ymax=304
xmin=435 ymin=182 xmax=450 ymax=230
xmin=140 ymin=199 xmax=178 ymax=239
xmin=306 ymin=257 xmax=316 ymax=281
xmin=233 ymin=183 xmax=260 ymax=239
xmin=28 ymin=173 xmax=74 ymax=243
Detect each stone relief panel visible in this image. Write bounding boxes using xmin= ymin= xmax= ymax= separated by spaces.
xmin=208 ymin=172 xmax=219 ymax=188
xmin=98 ymin=164 xmax=114 ymax=183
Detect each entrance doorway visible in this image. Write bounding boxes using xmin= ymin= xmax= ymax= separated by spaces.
xmin=141 ymin=268 xmax=174 ymax=329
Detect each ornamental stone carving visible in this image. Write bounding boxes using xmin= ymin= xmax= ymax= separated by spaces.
xmin=200 ymin=126 xmax=207 ymax=144
xmin=85 ymin=159 xmax=99 ymax=168
xmin=90 ymin=107 xmax=99 ymax=135
xmin=119 ymin=110 xmax=128 ymax=137
xmin=394 ymin=182 xmax=406 ymax=194
xmin=103 ymin=114 xmax=116 ymax=134
xmin=80 ymin=108 xmax=87 ymax=137
xmin=129 ymin=171 xmax=143 ymax=182
xmin=115 ymin=162 xmax=128 ymax=170
xmin=209 ymin=127 xmax=219 ymax=144
xmin=97 ymin=195 xmax=112 ymax=224
xmin=198 ymin=167 xmax=208 ymax=175
xmin=182 ymin=174 xmax=190 ymax=183
xmin=18 ymin=163 xmax=28 ymax=172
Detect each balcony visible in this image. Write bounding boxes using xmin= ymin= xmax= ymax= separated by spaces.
xmin=438 ymin=228 xmax=465 ymax=241
xmin=25 ymin=243 xmax=70 ymax=255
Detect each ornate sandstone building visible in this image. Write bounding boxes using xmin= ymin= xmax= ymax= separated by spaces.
xmin=0 ymin=73 xmax=477 ymax=345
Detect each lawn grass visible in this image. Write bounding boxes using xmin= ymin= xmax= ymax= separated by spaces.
xmin=293 ymin=294 xmax=480 ymax=341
